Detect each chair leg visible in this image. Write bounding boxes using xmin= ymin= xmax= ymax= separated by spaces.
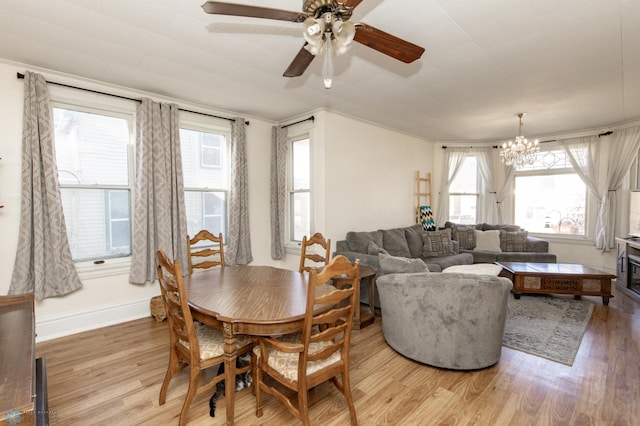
xmin=159 ymin=349 xmax=179 ymax=405
xmin=250 ymin=350 xmax=257 ymax=397
xmin=178 ymin=366 xmax=200 ymax=426
xmin=255 ymin=358 xmax=263 ymax=418
xmin=341 ymin=371 xmax=358 ymax=426
xmin=298 ymin=388 xmax=310 ymax=426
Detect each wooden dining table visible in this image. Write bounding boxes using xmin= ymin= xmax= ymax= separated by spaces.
xmin=183 ymin=265 xmax=334 ymax=426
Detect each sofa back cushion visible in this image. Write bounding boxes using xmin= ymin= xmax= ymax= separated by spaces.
xmin=346 ymin=230 xmax=383 ymax=253
xmin=404 ymin=224 xmax=425 ymax=258
xmin=482 ymin=223 xmax=521 ymax=232
xmin=381 ymin=228 xmax=412 ymax=258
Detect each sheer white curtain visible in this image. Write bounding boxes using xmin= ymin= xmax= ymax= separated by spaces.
xmin=129 ymin=98 xmax=188 ymax=284
xmin=436 ymin=147 xmax=470 ymax=227
xmin=9 ymin=71 xmax=83 ymax=300
xmin=595 ymin=126 xmax=640 ymax=250
xmin=270 ymin=126 xmax=288 ymax=259
xmin=472 ymin=147 xmax=514 ymax=224
xmin=559 ymin=136 xmax=600 ymax=199
xmin=226 ymin=117 xmax=253 ymax=265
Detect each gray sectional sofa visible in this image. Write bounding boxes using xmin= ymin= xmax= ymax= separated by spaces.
xmin=334 ymin=223 xmax=556 ymax=307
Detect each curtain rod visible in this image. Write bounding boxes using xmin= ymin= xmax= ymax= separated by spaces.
xmin=282 ymin=115 xmax=314 ymax=128
xmin=442 ymin=145 xmax=498 ymax=149
xmin=16 ymin=72 xmax=249 ymax=125
xmin=443 ymin=130 xmax=614 ymax=149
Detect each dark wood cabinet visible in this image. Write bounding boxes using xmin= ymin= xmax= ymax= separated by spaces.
xmin=0 ymin=294 xmax=48 ymax=425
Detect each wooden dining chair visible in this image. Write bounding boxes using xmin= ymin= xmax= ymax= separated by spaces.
xmin=298 ymin=232 xmax=331 ymax=273
xmin=155 ymin=250 xmax=253 ymax=426
xmin=254 ymin=255 xmax=360 ymax=425
xmin=187 ymin=230 xmax=225 ymax=274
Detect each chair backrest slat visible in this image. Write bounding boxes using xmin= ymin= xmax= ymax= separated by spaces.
xmin=187 ymin=230 xmax=225 ymax=274
xmin=299 ymin=232 xmax=331 ymax=273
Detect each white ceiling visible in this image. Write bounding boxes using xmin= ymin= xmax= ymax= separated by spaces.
xmin=1 ymin=0 xmax=639 ymax=142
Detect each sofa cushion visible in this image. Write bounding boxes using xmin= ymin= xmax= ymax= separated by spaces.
xmin=367 ymin=241 xmax=389 ymax=256
xmin=500 ymin=230 xmax=528 ymax=252
xmin=378 ymin=253 xmax=429 ymax=274
xmin=475 ymin=230 xmax=502 ymax=252
xmin=404 ymin=224 xmax=425 ymax=258
xmin=421 ymin=229 xmax=456 ymax=257
xmin=451 ymin=225 xmax=477 ymax=250
xmin=346 ymin=230 xmax=383 ymax=253
xmin=381 ymin=228 xmax=412 ymax=257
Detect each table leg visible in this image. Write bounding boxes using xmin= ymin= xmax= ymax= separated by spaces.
xmin=370 ymin=276 xmax=376 ymax=317
xmin=222 ymin=323 xmax=237 ymax=426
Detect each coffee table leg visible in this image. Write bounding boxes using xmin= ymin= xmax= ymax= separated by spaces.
xmin=603 ymin=296 xmax=610 ymax=305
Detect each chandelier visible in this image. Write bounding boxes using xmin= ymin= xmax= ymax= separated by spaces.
xmin=302 ymin=11 xmax=356 ymax=89
xmin=500 ymin=113 xmax=539 ymax=167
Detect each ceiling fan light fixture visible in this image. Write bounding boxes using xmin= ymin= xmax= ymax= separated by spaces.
xmin=303 ymin=17 xmax=325 ymax=46
xmin=323 ymin=39 xmax=334 ymax=89
xmin=332 ymin=19 xmax=356 ymax=47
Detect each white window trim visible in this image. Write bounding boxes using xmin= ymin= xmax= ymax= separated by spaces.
xmin=284 ymin=121 xmax=315 ymax=252
xmin=511 ymin=145 xmax=591 ymax=241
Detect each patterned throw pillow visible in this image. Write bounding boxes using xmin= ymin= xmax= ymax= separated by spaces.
xmin=451 ymin=226 xmax=476 ymax=250
xmin=421 ymin=229 xmax=456 ymax=257
xmin=378 ymin=253 xmax=429 ymax=274
xmin=500 ymin=230 xmax=528 ymax=252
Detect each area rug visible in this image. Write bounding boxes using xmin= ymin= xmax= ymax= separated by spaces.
xmin=502 ymin=294 xmax=594 ymax=366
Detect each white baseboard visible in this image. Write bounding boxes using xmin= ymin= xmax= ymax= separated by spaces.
xmin=35 ymin=299 xmax=151 ymax=343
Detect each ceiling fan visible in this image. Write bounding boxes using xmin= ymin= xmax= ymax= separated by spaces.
xmin=202 ymin=1 xmax=425 ymax=88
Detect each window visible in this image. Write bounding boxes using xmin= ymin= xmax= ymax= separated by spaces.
xmin=289 ymin=136 xmax=311 ymax=242
xmin=180 ymin=126 xmax=229 ymax=239
xmin=514 ymin=149 xmax=586 ymax=236
xmin=448 ymin=155 xmax=479 ymax=224
xmin=54 ymin=106 xmax=133 ymax=262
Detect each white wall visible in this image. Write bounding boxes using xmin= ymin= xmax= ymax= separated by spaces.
xmin=0 ymin=61 xmax=436 ymax=340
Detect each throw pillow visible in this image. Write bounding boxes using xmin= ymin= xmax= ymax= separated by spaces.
xmin=367 ymin=241 xmax=389 ymax=256
xmin=474 ymin=230 xmax=502 ymax=252
xmin=421 ymin=229 xmax=456 ymax=257
xmin=381 ymin=228 xmax=411 ymax=257
xmin=451 ymin=226 xmax=476 ymax=250
xmin=500 ymin=230 xmax=528 ymax=252
xmin=378 ymin=253 xmax=429 ymax=274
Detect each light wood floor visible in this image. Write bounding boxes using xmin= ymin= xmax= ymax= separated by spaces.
xmin=36 ymin=286 xmax=639 ymax=426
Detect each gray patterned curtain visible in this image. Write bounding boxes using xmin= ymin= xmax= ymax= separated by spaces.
xmin=270 ymin=126 xmax=288 ymax=259
xmin=9 ymin=71 xmax=83 ymax=300
xmin=225 ymin=117 xmax=253 ymax=265
xmin=129 ymin=98 xmax=188 ymax=283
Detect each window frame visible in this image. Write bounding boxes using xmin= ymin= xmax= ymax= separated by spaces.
xmin=512 ymin=145 xmax=590 ymax=241
xmin=180 ymin=120 xmax=231 ymax=243
xmin=50 ymin=97 xmax=136 ymax=278
xmin=448 ymin=154 xmax=480 ymax=224
xmin=288 ymin=134 xmax=312 ymax=244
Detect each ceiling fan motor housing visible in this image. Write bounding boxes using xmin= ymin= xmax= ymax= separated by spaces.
xmin=303 ymin=0 xmax=353 ymax=21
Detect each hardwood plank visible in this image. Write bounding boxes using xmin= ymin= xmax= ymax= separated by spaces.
xmin=36 ymin=285 xmax=639 ymax=425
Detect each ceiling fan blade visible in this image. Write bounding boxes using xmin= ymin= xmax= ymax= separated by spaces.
xmin=283 ymin=45 xmax=316 ymax=77
xmin=342 ymin=0 xmax=365 ymax=9
xmin=202 ymin=2 xmax=306 ymax=22
xmin=354 ymin=24 xmax=425 ymax=63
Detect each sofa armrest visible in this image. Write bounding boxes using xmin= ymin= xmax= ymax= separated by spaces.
xmin=333 ymin=250 xmax=381 ymax=274
xmin=526 ymin=236 xmax=549 ymax=253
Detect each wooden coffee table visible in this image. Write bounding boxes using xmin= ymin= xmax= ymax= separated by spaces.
xmin=495 ymin=262 xmax=615 ymax=305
